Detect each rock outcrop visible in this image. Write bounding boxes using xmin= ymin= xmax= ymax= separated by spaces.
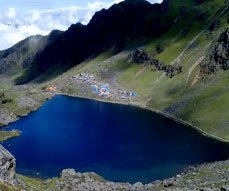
xmin=19 ymin=160 xmax=229 ymax=191
xmin=200 ymin=28 xmax=229 ymax=75
xmin=128 ymin=49 xmax=152 ymax=64
xmin=0 ymin=145 xmax=18 ymax=186
xmin=42 ymin=160 xmax=229 ymax=191
xmin=47 ymin=169 xmax=136 ymax=191
xmin=128 ymin=49 xmax=182 ymax=78
xmin=0 ymin=148 xmax=227 ymax=190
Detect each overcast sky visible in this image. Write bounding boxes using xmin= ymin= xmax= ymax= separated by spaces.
xmin=0 ymin=0 xmax=162 ymax=50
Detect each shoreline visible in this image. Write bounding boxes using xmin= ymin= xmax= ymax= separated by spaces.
xmin=58 ymin=92 xmax=229 ymax=144
xmin=1 ymin=91 xmax=229 ymax=145
xmin=15 ymin=158 xmax=229 ymax=190
xmin=2 ymin=91 xmax=229 ymax=190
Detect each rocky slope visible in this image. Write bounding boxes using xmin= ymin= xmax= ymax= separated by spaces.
xmin=40 ymin=161 xmax=229 ymax=191
xmin=0 ymin=0 xmax=229 ymax=190
xmin=0 ymin=0 xmax=228 ymax=141
xmin=0 ymin=143 xmax=227 ymax=191
xmin=200 ymin=28 xmax=229 ymax=76
xmin=0 ymin=0 xmax=197 ymax=84
xmin=2 ymin=156 xmax=228 ymax=191
xmin=0 ymin=145 xmax=18 ymax=186
xmin=36 ymin=164 xmax=229 ymax=191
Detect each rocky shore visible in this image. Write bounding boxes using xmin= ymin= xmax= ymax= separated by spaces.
xmin=0 ymin=143 xmax=228 ymax=191
xmin=0 ymin=145 xmax=18 ymax=186
xmin=0 ymin=85 xmax=54 ymax=128
xmin=15 ymin=158 xmax=229 ymax=191
xmin=1 ymin=85 xmax=229 ymax=191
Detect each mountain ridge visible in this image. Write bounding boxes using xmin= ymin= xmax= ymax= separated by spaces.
xmin=0 ymin=0 xmax=229 ymax=142
xmin=1 ymin=0 xmax=229 ymax=190
xmin=0 ymin=0 xmax=175 ymax=83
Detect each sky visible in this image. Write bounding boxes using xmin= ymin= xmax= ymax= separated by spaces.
xmin=0 ymin=0 xmax=163 ymax=50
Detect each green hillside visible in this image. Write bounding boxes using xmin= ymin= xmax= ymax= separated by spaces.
xmin=49 ymin=0 xmax=229 ymax=140
xmin=1 ymin=0 xmax=229 ymax=190
xmin=0 ymin=0 xmax=229 ymax=142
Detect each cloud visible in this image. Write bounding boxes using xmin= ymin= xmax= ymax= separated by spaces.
xmin=5 ymin=8 xmax=16 ymax=19
xmin=0 ymin=0 xmax=162 ymax=50
xmin=148 ymin=0 xmax=162 ymax=4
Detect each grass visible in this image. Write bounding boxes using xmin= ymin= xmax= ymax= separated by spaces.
xmin=17 ymin=175 xmax=56 ymax=191
xmin=17 ymin=175 xmax=42 ymax=188
xmin=114 ymin=0 xmax=229 ymax=140
xmin=0 ymin=182 xmax=19 ymax=191
xmin=176 ymin=70 xmax=229 ymax=139
xmin=1 ymin=0 xmax=229 ymax=143
xmin=46 ymin=0 xmax=229 ymax=141
xmin=0 ymin=1 xmax=228 ymax=190
xmin=0 ymin=130 xmax=20 ymax=142
xmin=0 ymin=93 xmax=19 ymax=111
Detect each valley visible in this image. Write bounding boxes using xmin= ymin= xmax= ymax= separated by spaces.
xmin=0 ymin=0 xmax=229 ymax=190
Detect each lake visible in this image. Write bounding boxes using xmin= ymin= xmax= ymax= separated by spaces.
xmin=2 ymin=95 xmax=229 ymax=184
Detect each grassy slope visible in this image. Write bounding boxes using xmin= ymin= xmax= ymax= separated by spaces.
xmin=0 ymin=1 xmax=229 ymax=189
xmin=118 ymin=0 xmax=229 ymax=140
xmin=46 ymin=0 xmax=229 ymax=140
xmin=1 ymin=0 xmax=229 ymax=141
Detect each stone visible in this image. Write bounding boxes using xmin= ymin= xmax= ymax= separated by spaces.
xmin=200 ymin=28 xmax=229 ymax=76
xmin=131 ymin=182 xmax=144 ymax=190
xmin=60 ymin=169 xmax=77 ymax=178
xmin=164 ymin=182 xmax=174 ymax=188
xmin=128 ymin=49 xmax=182 ymax=78
xmin=76 ymin=172 xmax=82 ymax=177
xmin=0 ymin=145 xmax=18 ymax=186
xmin=176 ymin=174 xmax=181 ymax=178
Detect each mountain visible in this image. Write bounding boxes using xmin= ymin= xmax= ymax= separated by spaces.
xmin=1 ymin=0 xmax=229 ymax=141
xmin=1 ymin=0 xmax=218 ymax=83
xmin=0 ymin=30 xmax=62 ymax=83
xmin=0 ymin=35 xmax=44 ymax=75
xmin=1 ymin=0 xmax=229 ymax=189
xmin=35 ymin=0 xmax=168 ymax=72
xmin=10 ymin=0 xmax=172 ymax=83
xmin=1 ymin=0 xmax=192 ymax=84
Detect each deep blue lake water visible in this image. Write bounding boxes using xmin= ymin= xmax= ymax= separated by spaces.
xmin=2 ymin=95 xmax=229 ymax=184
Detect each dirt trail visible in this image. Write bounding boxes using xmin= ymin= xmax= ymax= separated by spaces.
xmin=131 ymin=66 xmax=148 ymax=79
xmin=171 ymin=31 xmax=205 ymax=66
xmin=149 ymin=30 xmax=206 ymax=86
xmin=186 ymin=56 xmax=205 ymax=83
xmin=191 ymin=70 xmax=201 ymax=87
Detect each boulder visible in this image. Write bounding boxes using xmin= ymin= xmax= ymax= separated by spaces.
xmin=131 ymin=182 xmax=144 ymax=190
xmin=129 ymin=49 xmax=151 ymax=64
xmin=200 ymin=28 xmax=229 ymax=75
xmin=0 ymin=145 xmax=18 ymax=186
xmin=128 ymin=49 xmax=182 ymax=78
xmin=60 ymin=169 xmax=77 ymax=178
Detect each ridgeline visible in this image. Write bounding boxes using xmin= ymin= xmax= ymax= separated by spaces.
xmin=0 ymin=0 xmax=229 ymax=190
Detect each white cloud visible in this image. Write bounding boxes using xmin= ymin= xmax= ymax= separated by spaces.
xmin=5 ymin=8 xmax=16 ymax=19
xmin=0 ymin=0 xmax=162 ymax=50
xmin=148 ymin=0 xmax=162 ymax=4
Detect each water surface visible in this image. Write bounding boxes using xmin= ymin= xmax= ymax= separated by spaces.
xmin=2 ymin=95 xmax=229 ymax=183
